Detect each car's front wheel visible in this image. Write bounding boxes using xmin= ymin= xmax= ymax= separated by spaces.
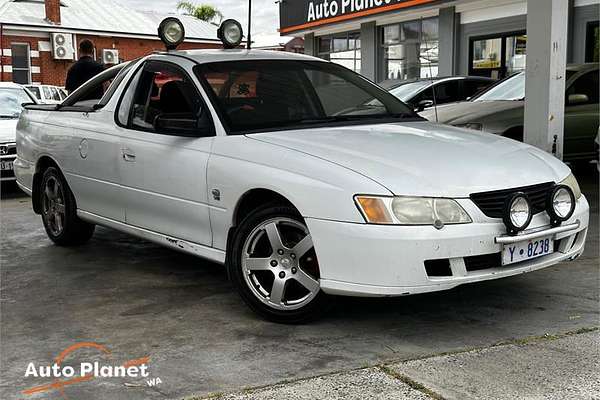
xmin=229 ymin=205 xmax=329 ymax=323
xmin=40 ymin=167 xmax=95 ymax=246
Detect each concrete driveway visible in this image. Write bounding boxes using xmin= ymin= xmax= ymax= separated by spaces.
xmin=1 ymin=171 xmax=598 ymax=400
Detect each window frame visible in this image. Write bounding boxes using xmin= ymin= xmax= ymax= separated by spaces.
xmin=585 ymin=21 xmax=599 ymax=63
xmin=11 ymin=43 xmax=31 ymax=85
xmin=116 ymin=59 xmax=215 ymax=137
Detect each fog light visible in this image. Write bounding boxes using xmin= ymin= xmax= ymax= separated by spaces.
xmin=547 ymin=185 xmax=575 ymax=226
xmin=218 ymin=19 xmax=243 ymax=49
xmin=503 ymin=193 xmax=532 ymax=234
xmin=158 ymin=17 xmax=185 ymax=50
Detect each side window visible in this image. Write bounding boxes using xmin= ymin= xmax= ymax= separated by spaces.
xmin=463 ymin=79 xmax=492 ymax=99
xmin=50 ymin=87 xmax=61 ymax=101
xmin=129 ymin=62 xmax=211 ymax=135
xmin=42 ymin=86 xmax=52 ymax=101
xmin=117 ymin=67 xmax=143 ymax=126
xmin=567 ymin=71 xmax=599 ymax=106
xmin=411 ymin=87 xmax=434 ymax=107
xmin=434 ymin=81 xmax=460 ymax=104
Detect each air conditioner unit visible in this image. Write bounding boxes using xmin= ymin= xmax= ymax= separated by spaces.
xmin=51 ymin=32 xmax=74 ymax=60
xmin=102 ymin=49 xmax=119 ymax=65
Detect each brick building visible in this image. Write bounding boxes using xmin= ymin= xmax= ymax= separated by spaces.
xmin=0 ymin=0 xmax=224 ymax=86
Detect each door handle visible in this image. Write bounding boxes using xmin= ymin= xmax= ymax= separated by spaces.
xmin=121 ymin=148 xmax=136 ymax=162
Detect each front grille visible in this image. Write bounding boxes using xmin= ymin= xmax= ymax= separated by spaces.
xmin=470 ymin=182 xmax=554 ymax=218
xmin=0 ymin=144 xmax=16 ymax=156
xmin=464 ymin=253 xmax=501 ymax=272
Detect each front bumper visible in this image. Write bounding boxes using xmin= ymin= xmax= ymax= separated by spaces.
xmin=306 ymin=195 xmax=589 ymax=297
xmin=0 ymin=142 xmax=16 ymax=182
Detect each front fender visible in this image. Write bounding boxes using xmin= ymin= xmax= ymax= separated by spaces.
xmin=207 ymin=136 xmax=390 ymax=250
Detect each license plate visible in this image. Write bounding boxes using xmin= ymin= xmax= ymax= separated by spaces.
xmin=502 ymin=235 xmax=554 ymax=266
xmin=0 ymin=160 xmax=13 ymax=171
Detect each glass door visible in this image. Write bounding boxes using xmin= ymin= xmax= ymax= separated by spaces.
xmin=469 ymin=32 xmax=526 ymax=79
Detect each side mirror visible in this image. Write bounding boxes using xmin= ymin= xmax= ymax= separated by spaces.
xmin=415 ymin=99 xmax=434 ymax=112
xmin=154 ymin=114 xmax=202 ymax=137
xmin=568 ymin=94 xmax=589 ymax=106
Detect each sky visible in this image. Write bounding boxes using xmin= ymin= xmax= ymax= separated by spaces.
xmin=118 ymin=0 xmax=281 ymax=38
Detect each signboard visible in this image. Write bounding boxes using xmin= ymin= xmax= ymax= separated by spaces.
xmin=279 ymin=0 xmax=440 ymax=34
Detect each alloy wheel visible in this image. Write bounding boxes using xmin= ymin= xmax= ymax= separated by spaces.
xmin=42 ymin=176 xmax=66 ymax=236
xmin=241 ymin=217 xmax=320 ymax=311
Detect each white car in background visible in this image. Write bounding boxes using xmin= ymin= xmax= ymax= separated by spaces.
xmin=0 ymin=82 xmax=36 ymax=182
xmin=25 ymin=84 xmax=67 ymax=104
xmin=13 ymin=19 xmax=590 ymax=322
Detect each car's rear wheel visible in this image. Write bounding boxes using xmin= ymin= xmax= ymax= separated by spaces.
xmin=40 ymin=167 xmax=95 ymax=246
xmin=229 ymin=205 xmax=330 ymax=323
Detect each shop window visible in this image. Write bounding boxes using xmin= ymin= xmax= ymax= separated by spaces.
xmin=469 ymin=32 xmax=526 ymax=79
xmin=382 ymin=18 xmax=438 ymax=81
xmin=11 ymin=43 xmax=31 ymax=84
xmin=586 ymin=21 xmax=599 ymax=63
xmin=317 ymin=32 xmax=361 ymax=74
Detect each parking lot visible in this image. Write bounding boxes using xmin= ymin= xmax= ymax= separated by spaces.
xmin=1 ymin=170 xmax=598 ymax=400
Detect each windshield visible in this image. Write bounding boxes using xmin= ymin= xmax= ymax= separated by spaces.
xmin=389 ymin=81 xmax=433 ymax=102
xmin=473 ymin=73 xmax=525 ymax=101
xmin=195 ymin=60 xmax=417 ymax=134
xmin=0 ymin=88 xmax=32 ymax=118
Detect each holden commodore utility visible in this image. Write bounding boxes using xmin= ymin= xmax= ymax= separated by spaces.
xmin=14 ymin=19 xmax=589 ymax=322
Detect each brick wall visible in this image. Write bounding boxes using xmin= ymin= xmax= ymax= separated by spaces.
xmin=1 ymin=33 xmax=222 ymax=86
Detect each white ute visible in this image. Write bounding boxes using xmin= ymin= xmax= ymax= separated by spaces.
xmin=14 ymin=19 xmax=589 ymax=322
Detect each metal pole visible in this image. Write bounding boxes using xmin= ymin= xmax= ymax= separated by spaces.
xmin=247 ymin=0 xmax=252 ymax=49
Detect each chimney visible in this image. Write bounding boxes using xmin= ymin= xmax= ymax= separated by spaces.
xmin=45 ymin=0 xmax=61 ymax=25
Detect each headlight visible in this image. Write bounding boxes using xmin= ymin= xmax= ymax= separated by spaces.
xmin=559 ymin=173 xmax=581 ymax=200
xmin=355 ymin=195 xmax=472 ymax=227
xmin=455 ymin=123 xmax=483 ymax=131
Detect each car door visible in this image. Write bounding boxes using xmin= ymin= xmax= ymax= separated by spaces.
xmin=116 ymin=59 xmax=214 ymax=246
xmin=564 ymin=69 xmax=599 ymax=161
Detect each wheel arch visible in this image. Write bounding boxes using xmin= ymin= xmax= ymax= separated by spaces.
xmin=31 ymin=155 xmax=62 ymax=214
xmin=225 ymin=188 xmax=301 ymax=273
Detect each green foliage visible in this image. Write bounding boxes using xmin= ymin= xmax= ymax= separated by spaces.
xmin=176 ymin=1 xmax=223 ymax=24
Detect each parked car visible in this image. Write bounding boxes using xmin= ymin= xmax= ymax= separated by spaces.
xmin=380 ymin=76 xmax=496 ymax=112
xmin=0 ymin=82 xmax=36 ymax=183
xmin=14 ymin=19 xmax=589 ymax=323
xmin=25 ymin=84 xmax=67 ymax=104
xmin=421 ymin=64 xmax=599 ymax=164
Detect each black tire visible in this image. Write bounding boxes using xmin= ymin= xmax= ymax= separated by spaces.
xmin=228 ymin=204 xmax=331 ymax=323
xmin=39 ymin=167 xmax=95 ymax=246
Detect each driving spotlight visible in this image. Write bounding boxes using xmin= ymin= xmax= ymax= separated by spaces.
xmin=503 ymin=192 xmax=532 ymax=235
xmin=158 ymin=17 xmax=185 ymax=51
xmin=546 ymin=185 xmax=575 ymax=226
xmin=218 ymin=19 xmax=243 ymax=49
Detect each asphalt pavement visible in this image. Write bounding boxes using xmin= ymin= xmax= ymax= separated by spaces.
xmin=1 ymin=169 xmax=598 ymax=400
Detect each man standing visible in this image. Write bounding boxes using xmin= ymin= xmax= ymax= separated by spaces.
xmin=65 ymin=39 xmax=104 ymax=95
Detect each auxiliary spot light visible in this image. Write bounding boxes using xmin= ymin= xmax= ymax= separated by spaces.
xmin=158 ymin=17 xmax=185 ymax=51
xmin=218 ymin=19 xmax=243 ymax=49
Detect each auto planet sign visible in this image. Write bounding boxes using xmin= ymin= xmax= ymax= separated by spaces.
xmin=279 ymin=0 xmax=438 ymax=34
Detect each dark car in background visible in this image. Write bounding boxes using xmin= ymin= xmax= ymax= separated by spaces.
xmin=380 ymin=76 xmax=496 ymax=112
xmin=420 ymin=63 xmax=599 ymax=165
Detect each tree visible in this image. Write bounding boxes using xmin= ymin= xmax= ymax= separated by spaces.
xmin=177 ymin=1 xmax=223 ymax=24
